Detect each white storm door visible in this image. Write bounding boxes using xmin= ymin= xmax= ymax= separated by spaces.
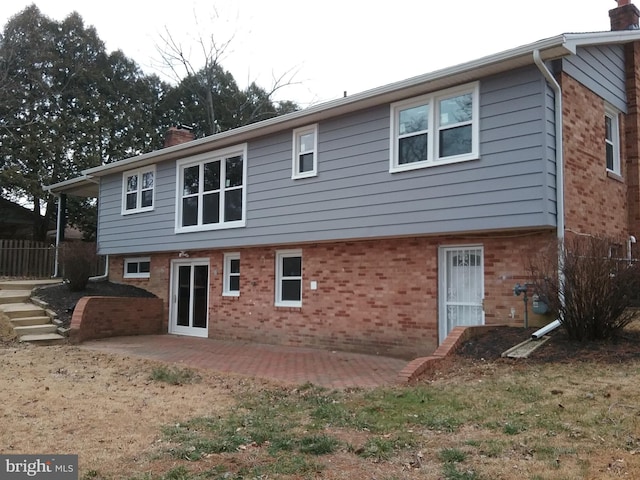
xmin=170 ymin=259 xmax=209 ymax=337
xmin=438 ymin=246 xmax=485 ymax=343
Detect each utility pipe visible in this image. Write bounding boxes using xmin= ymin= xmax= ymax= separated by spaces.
xmin=532 ymin=49 xmax=565 ymax=338
xmin=628 ymin=235 xmax=637 ymax=262
xmin=532 ymin=319 xmax=561 ymax=339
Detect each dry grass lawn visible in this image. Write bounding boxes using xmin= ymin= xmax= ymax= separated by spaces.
xmin=1 ymin=312 xmax=640 ymax=480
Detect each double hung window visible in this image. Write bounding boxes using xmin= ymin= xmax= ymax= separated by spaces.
xmin=292 ymin=124 xmax=318 ymax=179
xmin=123 ymin=167 xmax=155 ymax=214
xmin=390 ymin=82 xmax=479 ymax=172
xmin=176 ymin=145 xmax=247 ymax=232
xmin=605 ymin=106 xmax=621 ymax=175
xmin=223 ymin=253 xmax=240 ymax=296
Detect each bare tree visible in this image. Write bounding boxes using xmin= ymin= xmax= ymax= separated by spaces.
xmin=154 ymin=8 xmax=300 ymax=136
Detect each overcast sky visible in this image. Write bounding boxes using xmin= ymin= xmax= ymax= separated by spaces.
xmin=0 ymin=0 xmax=617 ymax=107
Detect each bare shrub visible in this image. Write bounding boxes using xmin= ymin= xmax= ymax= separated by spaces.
xmin=59 ymin=242 xmax=98 ymax=292
xmin=530 ymin=235 xmax=639 ymax=341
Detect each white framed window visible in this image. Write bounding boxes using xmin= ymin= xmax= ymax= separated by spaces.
xmin=175 ymin=144 xmax=247 ymax=233
xmin=389 ymin=82 xmax=479 ymax=173
xmin=275 ymin=249 xmax=302 ymax=307
xmin=223 ymin=252 xmax=240 ymax=296
xmin=292 ymin=124 xmax=318 ymax=179
xmin=124 ymin=257 xmax=151 ymax=279
xmin=605 ymin=105 xmax=621 ymax=175
xmin=122 ymin=166 xmax=155 ymax=214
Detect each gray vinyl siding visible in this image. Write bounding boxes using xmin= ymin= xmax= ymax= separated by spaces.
xmin=97 ymin=65 xmax=556 ymax=255
xmin=563 ymin=45 xmax=627 ymax=112
xmin=544 ymin=82 xmax=557 ymax=217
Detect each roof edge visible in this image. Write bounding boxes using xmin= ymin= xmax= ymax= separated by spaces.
xmin=50 ymin=29 xmax=640 ymax=190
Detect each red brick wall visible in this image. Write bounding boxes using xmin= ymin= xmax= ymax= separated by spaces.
xmin=69 ymin=296 xmax=164 ymax=343
xmin=111 ymin=231 xmax=554 ymax=358
xmin=561 ymin=73 xmax=630 ymax=239
xmin=110 ymin=255 xmax=172 ymax=332
xmin=624 ymin=42 xmax=640 ymax=236
xmin=609 ymin=2 xmax=640 ymax=31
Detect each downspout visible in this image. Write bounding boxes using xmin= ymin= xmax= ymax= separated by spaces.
xmin=532 ymin=49 xmax=564 ymax=339
xmin=53 ymin=194 xmax=62 ymax=278
xmin=89 ymin=254 xmax=109 ymax=282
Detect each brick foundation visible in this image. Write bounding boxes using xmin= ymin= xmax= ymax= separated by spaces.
xmin=69 ymin=296 xmax=164 ymax=343
xmin=112 ymin=231 xmax=555 ymax=359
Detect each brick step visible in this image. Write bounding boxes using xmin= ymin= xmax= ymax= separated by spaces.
xmin=0 ymin=304 xmax=45 ymax=319
xmin=14 ymin=324 xmax=58 ymax=336
xmin=11 ymin=316 xmax=52 ymax=327
xmin=0 ymin=290 xmax=32 ymax=305
xmin=19 ymin=333 xmax=66 ymax=346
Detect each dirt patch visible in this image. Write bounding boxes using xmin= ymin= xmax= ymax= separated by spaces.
xmin=0 ymin=344 xmax=255 ymax=477
xmin=33 ymin=281 xmax=156 ymax=327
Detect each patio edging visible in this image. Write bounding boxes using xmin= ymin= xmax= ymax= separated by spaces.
xmin=398 ymin=325 xmax=509 ymax=383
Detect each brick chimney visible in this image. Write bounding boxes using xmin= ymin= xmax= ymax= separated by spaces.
xmin=164 ymin=126 xmax=195 ymax=148
xmin=610 ymin=0 xmax=640 ymax=31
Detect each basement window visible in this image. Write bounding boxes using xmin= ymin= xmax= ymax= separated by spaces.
xmin=223 ymin=252 xmax=240 ymax=296
xmin=275 ymin=249 xmax=302 ymax=307
xmin=124 ymin=257 xmax=151 ymax=279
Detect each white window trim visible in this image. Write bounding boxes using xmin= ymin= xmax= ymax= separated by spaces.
xmin=292 ymin=124 xmax=318 ymax=179
xmin=122 ymin=166 xmax=156 ymax=215
xmin=605 ymin=105 xmax=621 ymax=175
xmin=175 ymin=144 xmax=248 ymax=233
xmin=123 ymin=257 xmax=151 ymax=279
xmin=389 ymin=82 xmax=480 ymax=173
xmin=223 ymin=252 xmax=240 ymax=297
xmin=275 ymin=249 xmax=302 ymax=307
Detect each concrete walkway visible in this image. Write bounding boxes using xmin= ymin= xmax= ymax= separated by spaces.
xmin=79 ymin=335 xmax=409 ymax=389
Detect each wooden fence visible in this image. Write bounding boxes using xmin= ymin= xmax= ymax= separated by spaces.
xmin=0 ymin=239 xmax=56 ymax=278
xmin=0 ymin=240 xmax=106 ymax=279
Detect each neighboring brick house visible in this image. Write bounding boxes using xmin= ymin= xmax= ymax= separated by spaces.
xmin=47 ymin=1 xmax=640 ymax=359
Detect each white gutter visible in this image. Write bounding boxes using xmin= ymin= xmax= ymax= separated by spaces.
xmin=532 ymin=49 xmax=565 ymax=339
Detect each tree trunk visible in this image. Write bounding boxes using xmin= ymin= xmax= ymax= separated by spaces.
xmin=32 ymin=197 xmax=47 ymax=241
xmin=206 ymin=89 xmax=216 ymax=135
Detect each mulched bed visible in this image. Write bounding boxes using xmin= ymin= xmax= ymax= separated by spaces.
xmin=33 ymin=281 xmax=156 ymax=327
xmin=457 ymin=325 xmax=640 ymax=363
